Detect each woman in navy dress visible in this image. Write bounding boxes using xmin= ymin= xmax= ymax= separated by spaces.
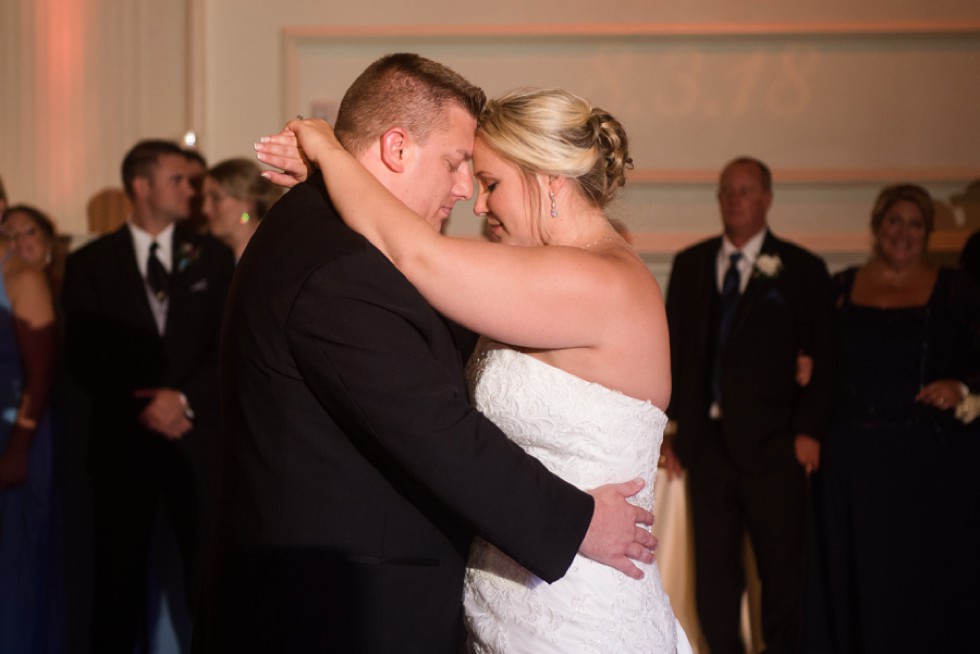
xmin=0 ymin=233 xmax=57 ymax=652
xmin=820 ymin=184 xmax=980 ymax=653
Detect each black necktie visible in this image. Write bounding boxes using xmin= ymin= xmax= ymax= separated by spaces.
xmin=147 ymin=241 xmax=169 ymax=302
xmin=711 ymin=251 xmax=742 ymax=408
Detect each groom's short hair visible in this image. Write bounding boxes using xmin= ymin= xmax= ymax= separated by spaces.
xmin=334 ymin=53 xmax=486 ymax=157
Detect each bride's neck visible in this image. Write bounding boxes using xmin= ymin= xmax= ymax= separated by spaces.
xmin=547 ymin=209 xmax=616 ymax=249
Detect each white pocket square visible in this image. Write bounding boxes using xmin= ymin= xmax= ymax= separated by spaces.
xmin=189 ymin=279 xmax=208 ymax=292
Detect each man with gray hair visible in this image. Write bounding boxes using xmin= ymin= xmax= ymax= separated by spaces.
xmin=665 ymin=156 xmax=834 ymax=654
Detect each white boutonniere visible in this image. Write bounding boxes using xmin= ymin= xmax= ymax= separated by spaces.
xmin=754 ymin=253 xmax=782 ymax=279
xmin=955 ymin=394 xmax=980 ymax=424
xmin=176 ymin=242 xmax=201 ymax=273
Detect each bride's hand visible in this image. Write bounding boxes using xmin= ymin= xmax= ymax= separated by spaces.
xmin=287 ymin=118 xmax=347 ymax=169
xmin=256 ymin=119 xmax=346 ymax=189
xmin=254 ymin=126 xmax=310 ymax=188
xmin=256 ymin=118 xmax=347 ymax=189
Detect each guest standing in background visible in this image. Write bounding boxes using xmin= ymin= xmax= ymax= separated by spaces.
xmin=0 ymin=230 xmax=58 ymax=653
xmin=2 ymin=204 xmax=63 ymax=295
xmin=819 ymin=183 xmax=980 ymax=653
xmin=664 ymin=157 xmax=834 ymax=654
xmin=61 ymin=139 xmax=234 ymax=653
xmin=200 ymin=158 xmax=283 ymax=261
xmin=2 ymin=203 xmax=73 ymax=651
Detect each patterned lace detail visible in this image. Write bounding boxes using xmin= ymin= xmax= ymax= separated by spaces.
xmin=463 ymin=343 xmax=679 ymax=653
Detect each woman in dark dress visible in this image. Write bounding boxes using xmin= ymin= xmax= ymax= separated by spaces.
xmin=820 ymin=184 xmax=980 ymax=653
xmin=0 ymin=235 xmax=58 ymax=652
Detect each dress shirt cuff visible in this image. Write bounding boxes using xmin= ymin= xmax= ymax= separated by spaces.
xmin=178 ymin=392 xmax=195 ymax=420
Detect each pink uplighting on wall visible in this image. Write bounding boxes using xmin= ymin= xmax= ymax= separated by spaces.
xmin=34 ymin=0 xmax=86 ymax=211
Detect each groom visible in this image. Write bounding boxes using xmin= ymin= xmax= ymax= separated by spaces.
xmin=193 ymin=54 xmax=654 ymax=653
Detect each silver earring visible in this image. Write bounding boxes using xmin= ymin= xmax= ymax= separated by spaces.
xmin=549 ymin=192 xmax=558 ymax=218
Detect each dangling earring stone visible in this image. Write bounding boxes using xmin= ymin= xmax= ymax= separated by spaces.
xmin=549 ymin=192 xmax=558 ymax=218
xmin=240 ymin=212 xmax=251 ymax=224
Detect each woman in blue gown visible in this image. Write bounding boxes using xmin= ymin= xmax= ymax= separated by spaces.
xmin=819 ymin=184 xmax=980 ymax=653
xmin=0 ymin=234 xmax=57 ymax=652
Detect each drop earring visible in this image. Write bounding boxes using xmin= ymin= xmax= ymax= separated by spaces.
xmin=549 ymin=192 xmax=558 ymax=218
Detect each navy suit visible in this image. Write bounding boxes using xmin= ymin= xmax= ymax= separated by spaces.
xmin=666 ymin=230 xmax=834 ymax=654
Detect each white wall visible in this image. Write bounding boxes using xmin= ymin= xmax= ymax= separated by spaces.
xmin=1 ymin=0 xmax=188 ymax=235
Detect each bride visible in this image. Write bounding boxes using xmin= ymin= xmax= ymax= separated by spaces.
xmin=260 ymin=87 xmax=693 ymax=653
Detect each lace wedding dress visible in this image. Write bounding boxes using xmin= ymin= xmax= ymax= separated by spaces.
xmin=463 ymin=342 xmax=694 ymax=653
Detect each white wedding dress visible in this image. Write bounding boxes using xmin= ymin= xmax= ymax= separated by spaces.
xmin=463 ymin=342 xmax=694 ymax=654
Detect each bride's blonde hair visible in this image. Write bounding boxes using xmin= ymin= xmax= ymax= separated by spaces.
xmin=477 ymin=88 xmax=633 ymax=210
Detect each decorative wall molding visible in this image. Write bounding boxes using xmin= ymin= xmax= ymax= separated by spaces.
xmin=282 ymin=22 xmax=980 ymax=118
xmin=282 ymin=21 xmax=980 ymax=41
xmin=281 ymin=22 xmax=980 ymax=184
xmin=627 ymin=167 xmax=980 ymax=186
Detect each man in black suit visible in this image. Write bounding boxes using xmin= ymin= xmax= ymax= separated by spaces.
xmin=664 ymin=157 xmax=834 ymax=653
xmin=193 ymin=54 xmax=654 ymax=653
xmin=62 ymin=140 xmax=235 ymax=653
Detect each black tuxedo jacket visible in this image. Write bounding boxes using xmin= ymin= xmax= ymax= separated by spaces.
xmin=194 ymin=174 xmax=593 ymax=653
xmin=666 ymin=231 xmax=834 ymax=472
xmin=62 ymin=223 xmax=235 ymax=471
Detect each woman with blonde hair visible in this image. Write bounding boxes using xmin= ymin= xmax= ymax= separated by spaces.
xmin=201 ymin=158 xmax=282 ymax=261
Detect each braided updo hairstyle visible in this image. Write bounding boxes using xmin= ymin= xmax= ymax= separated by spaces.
xmin=477 ymin=88 xmax=633 ymax=209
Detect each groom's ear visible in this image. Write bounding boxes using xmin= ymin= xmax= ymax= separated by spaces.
xmin=379 ymin=128 xmax=409 ymax=173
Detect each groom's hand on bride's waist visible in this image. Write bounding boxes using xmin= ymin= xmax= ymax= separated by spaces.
xmin=579 ymin=478 xmax=657 ymax=580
